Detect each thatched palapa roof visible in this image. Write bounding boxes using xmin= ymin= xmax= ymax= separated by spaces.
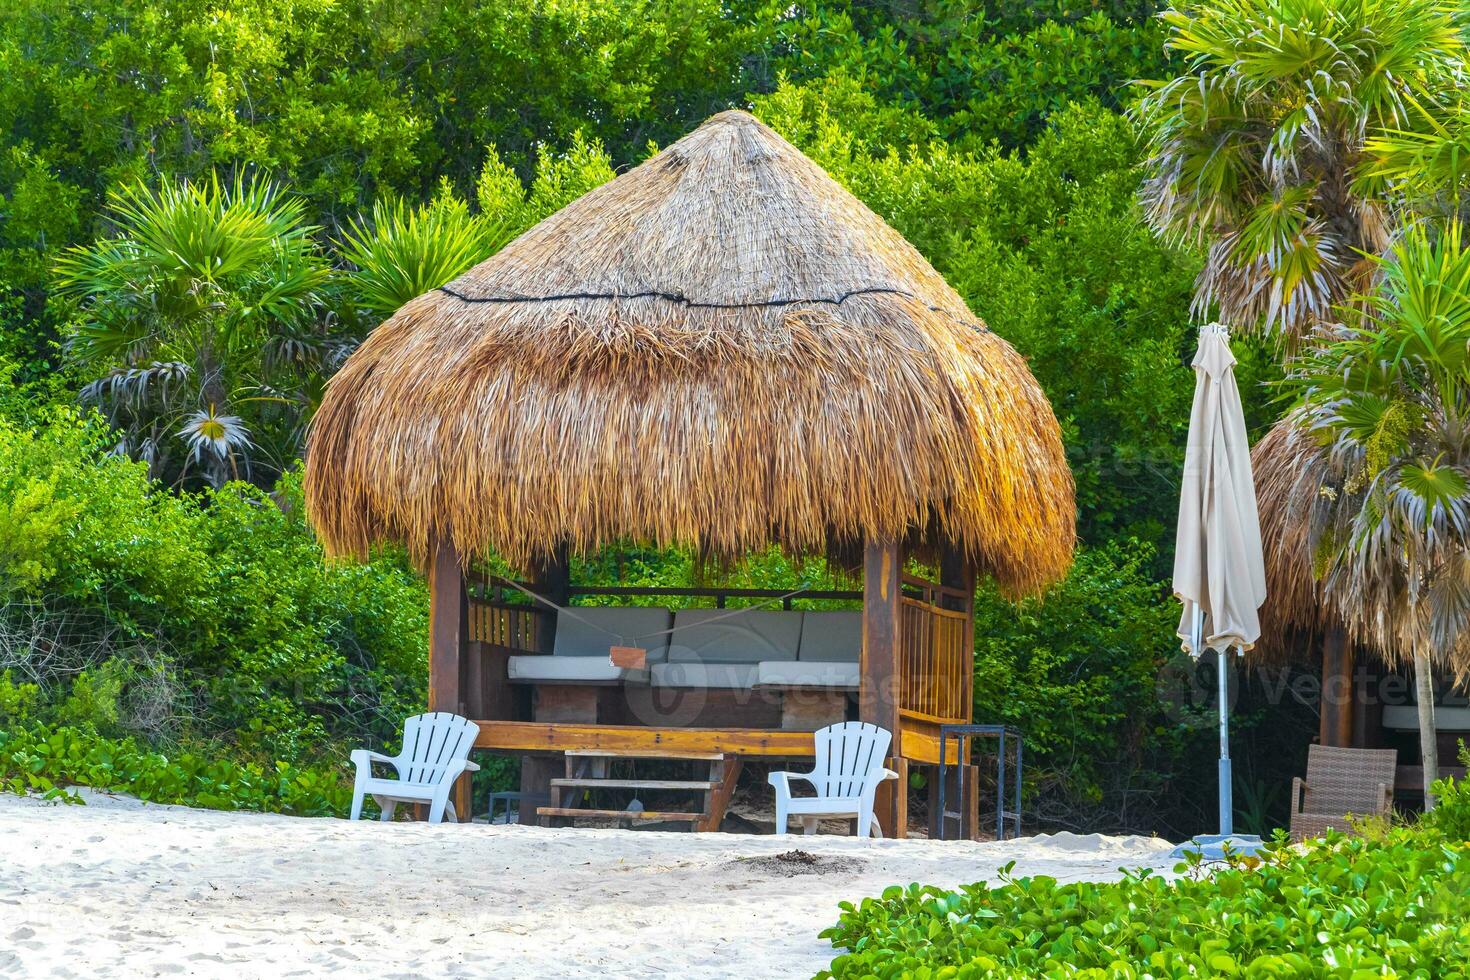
xmin=1250 ymin=415 xmax=1338 ymax=661
xmin=305 ymin=110 xmax=1075 ymax=595
xmin=1252 ymin=414 xmax=1470 ymax=677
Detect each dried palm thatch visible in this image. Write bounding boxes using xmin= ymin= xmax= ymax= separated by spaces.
xmin=1252 ymin=413 xmax=1470 ymax=680
xmin=1251 ymin=414 xmax=1340 ymax=662
xmin=305 ymin=111 xmax=1075 ymax=595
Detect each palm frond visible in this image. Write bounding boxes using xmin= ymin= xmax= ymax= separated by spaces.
xmin=339 ymin=194 xmax=511 ymax=316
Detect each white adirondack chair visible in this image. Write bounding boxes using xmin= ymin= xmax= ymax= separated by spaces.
xmin=769 ymin=722 xmax=899 ymax=838
xmin=350 ymin=712 xmax=480 ymax=824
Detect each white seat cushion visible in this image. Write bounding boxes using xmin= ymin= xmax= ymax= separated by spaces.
xmin=508 ymin=655 xmax=650 ymax=684
xmin=754 ymin=660 xmax=860 ymax=690
xmin=651 ymin=661 xmax=759 ymax=689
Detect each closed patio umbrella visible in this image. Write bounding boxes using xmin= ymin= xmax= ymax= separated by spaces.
xmin=1173 ymin=322 xmax=1266 ymax=846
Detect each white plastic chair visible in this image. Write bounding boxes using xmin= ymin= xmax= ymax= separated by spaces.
xmin=350 ymin=712 xmax=480 ymax=824
xmin=769 ymin=721 xmax=899 ymax=838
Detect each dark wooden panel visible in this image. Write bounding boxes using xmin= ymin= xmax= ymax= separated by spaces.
xmin=606 ymin=686 xmax=785 ymax=729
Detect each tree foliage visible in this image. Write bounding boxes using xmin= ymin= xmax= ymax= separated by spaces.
xmin=1135 ymin=0 xmax=1467 ymax=341
xmin=53 ymin=173 xmax=340 ymax=488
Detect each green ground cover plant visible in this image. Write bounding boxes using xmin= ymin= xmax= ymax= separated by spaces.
xmin=819 ymin=831 xmax=1470 ymax=978
xmin=0 ymin=722 xmax=346 ymax=815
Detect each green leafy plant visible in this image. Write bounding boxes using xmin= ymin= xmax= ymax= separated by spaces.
xmin=52 ymin=172 xmax=339 ymax=489
xmin=339 ymin=191 xmax=512 ymax=316
xmin=819 ymin=834 xmax=1470 ymax=977
xmin=1422 ymin=743 xmax=1470 ymax=842
xmin=0 ymin=725 xmax=349 ymax=815
xmin=1288 ymin=224 xmax=1470 ymax=803
xmin=1134 ymin=0 xmax=1467 ymax=341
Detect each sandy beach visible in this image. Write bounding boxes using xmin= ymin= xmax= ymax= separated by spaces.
xmin=0 ymin=792 xmax=1174 ymax=978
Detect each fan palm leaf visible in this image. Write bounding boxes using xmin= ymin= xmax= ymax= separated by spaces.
xmin=1136 ymin=0 xmax=1467 ymax=341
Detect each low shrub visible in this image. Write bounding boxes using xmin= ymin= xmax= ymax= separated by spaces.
xmin=819 ymin=834 xmax=1470 ymax=978
xmin=0 ymin=404 xmax=427 ymax=763
xmin=0 ymin=725 xmax=348 ymax=815
xmin=1422 ymin=743 xmax=1470 ymax=844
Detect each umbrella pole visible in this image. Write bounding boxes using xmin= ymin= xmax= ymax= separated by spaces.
xmin=1218 ymin=646 xmax=1233 ymax=837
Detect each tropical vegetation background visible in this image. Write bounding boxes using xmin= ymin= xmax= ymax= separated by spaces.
xmin=2 ymin=0 xmax=1456 ymax=839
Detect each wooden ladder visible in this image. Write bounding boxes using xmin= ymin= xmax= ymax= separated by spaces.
xmin=537 ymin=749 xmax=743 ymax=832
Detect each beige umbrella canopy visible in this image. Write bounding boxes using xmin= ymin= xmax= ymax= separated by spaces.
xmin=1173 ymin=323 xmax=1267 ymax=655
xmin=305 ymin=110 xmax=1075 ymax=595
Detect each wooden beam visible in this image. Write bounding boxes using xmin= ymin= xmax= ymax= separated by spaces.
xmin=1320 ymin=627 xmax=1354 ymax=748
xmin=428 ymin=537 xmax=470 ymax=819
xmin=696 ymin=755 xmax=743 ymax=832
xmin=532 ymin=542 xmax=572 ymax=608
xmin=876 ymin=755 xmax=906 ymax=838
xmin=863 ymin=535 xmax=903 ymax=835
xmin=900 ymin=726 xmax=966 ymax=766
xmin=429 ymin=537 xmax=465 ymax=715
xmin=861 ymin=535 xmax=901 ymax=736
xmin=473 ymin=720 xmax=816 ymax=756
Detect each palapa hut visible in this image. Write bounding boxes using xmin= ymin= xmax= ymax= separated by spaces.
xmin=1252 ymin=416 xmax=1469 ymax=796
xmin=306 ymin=110 xmax=1075 ymax=836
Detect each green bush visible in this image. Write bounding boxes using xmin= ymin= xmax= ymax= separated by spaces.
xmin=971 ymin=541 xmax=1202 ymax=825
xmin=819 ymin=834 xmax=1470 ymax=978
xmin=0 ymin=724 xmax=348 ymax=815
xmin=1423 ymin=744 xmax=1470 ymax=844
xmin=0 ymin=405 xmax=427 ymax=764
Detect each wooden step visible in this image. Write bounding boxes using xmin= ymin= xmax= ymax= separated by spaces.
xmin=536 ymin=806 xmax=704 ymax=822
xmin=563 ymin=749 xmax=725 ymax=761
xmin=550 ymin=778 xmax=718 ymax=791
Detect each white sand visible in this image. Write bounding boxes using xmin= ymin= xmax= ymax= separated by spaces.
xmin=0 ymin=791 xmax=1174 ymax=978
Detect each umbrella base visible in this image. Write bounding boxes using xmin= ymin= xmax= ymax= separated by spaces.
xmin=1169 ymin=834 xmax=1264 ymax=862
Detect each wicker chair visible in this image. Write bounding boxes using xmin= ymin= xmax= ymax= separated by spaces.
xmin=1288 ymin=744 xmax=1397 ymax=841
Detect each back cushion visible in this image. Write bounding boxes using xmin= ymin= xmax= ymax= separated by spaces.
xmin=666 ymin=608 xmax=803 ymax=664
xmin=798 ymin=610 xmax=863 ymax=662
xmin=552 ymin=607 xmax=673 ymax=662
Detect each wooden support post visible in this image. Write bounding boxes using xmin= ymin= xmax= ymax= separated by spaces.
xmin=961 ymin=763 xmax=980 ymax=840
xmin=533 ymin=542 xmax=571 ymax=653
xmin=863 ymin=535 xmax=904 ymax=837
xmin=697 ymin=755 xmax=743 ymax=832
xmin=522 ymin=754 xmax=560 ymax=827
xmin=1320 ymin=627 xmax=1354 ymax=748
xmin=429 ymin=537 xmax=471 ymax=819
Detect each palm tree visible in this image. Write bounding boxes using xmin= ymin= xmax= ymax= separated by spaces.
xmin=53 ymin=173 xmax=339 ymax=489
xmin=1135 ymin=0 xmax=1465 ymax=342
xmin=1290 ymin=224 xmax=1470 ymax=804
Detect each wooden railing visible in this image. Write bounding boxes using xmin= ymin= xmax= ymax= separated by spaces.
xmin=896 ymin=576 xmax=972 ymax=725
xmin=467 ymin=599 xmax=549 ymax=653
